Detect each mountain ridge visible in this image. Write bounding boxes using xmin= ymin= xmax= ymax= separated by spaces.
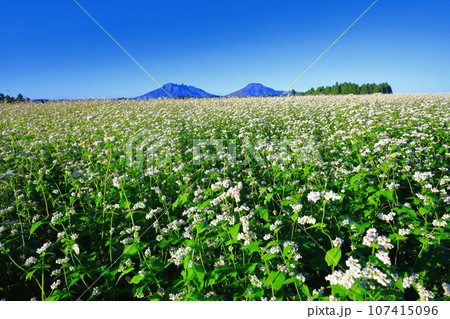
xmin=227 ymin=83 xmax=285 ymax=97
xmin=136 ymin=83 xmax=217 ymax=99
xmin=135 ymin=82 xmax=284 ymax=99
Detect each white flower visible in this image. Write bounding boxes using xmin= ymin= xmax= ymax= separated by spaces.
xmin=104 ymin=136 xmax=115 ymax=143
xmin=416 ymin=283 xmax=435 ymax=301
xmin=50 ymin=212 xmax=63 ymax=224
xmin=249 ymin=274 xmax=263 ymax=288
xmin=168 ymin=246 xmax=192 ymax=266
xmin=375 ymin=250 xmax=391 ymax=266
xmin=412 ymin=171 xmax=433 ymax=182
xmin=268 ymin=245 xmax=280 ymax=254
xmin=290 ymin=203 xmax=303 ymax=212
xmin=307 ymin=191 xmax=321 ymax=203
xmin=442 ymin=283 xmax=450 ymax=297
xmin=377 ymin=236 xmax=394 ymax=250
xmin=340 ymin=219 xmax=350 ymax=226
xmin=402 ymin=273 xmax=419 ymax=288
xmin=377 ymin=212 xmax=396 ymax=222
xmin=133 ymin=202 xmax=145 ymax=210
xmin=323 ymin=191 xmax=341 ymax=201
xmin=269 ymin=220 xmax=282 ymax=231
xmin=297 ymin=215 xmax=316 ymax=225
xmin=55 ymin=256 xmax=70 ymax=264
xmin=293 ymin=254 xmax=302 ymax=261
xmin=214 ymin=256 xmax=226 ymax=267
xmin=50 ymin=269 xmax=61 ymax=277
xmin=332 ymin=237 xmax=344 ymax=247
xmin=36 ymin=242 xmax=51 ymax=255
xmin=362 ymin=228 xmax=378 ymax=247
xmin=432 ymin=219 xmax=447 ymax=227
xmin=72 ymin=243 xmax=80 ymax=255
xmin=25 ymin=256 xmax=37 ymax=266
xmin=50 ymin=279 xmax=61 ymax=290
xmin=398 ymin=228 xmax=410 ymax=236
xmin=168 ymin=289 xmax=188 ymax=301
xmin=112 ymin=177 xmax=121 ymax=188
xmin=325 ymin=270 xmax=355 ymax=289
xmin=386 ymin=182 xmax=399 ymax=190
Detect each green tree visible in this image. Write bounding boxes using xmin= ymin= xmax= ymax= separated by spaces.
xmin=5 ymin=95 xmax=14 ymax=103
xmin=360 ymin=85 xmax=369 ymax=95
xmin=331 ymin=82 xmax=340 ymax=95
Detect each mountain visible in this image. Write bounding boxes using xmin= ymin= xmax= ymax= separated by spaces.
xmin=227 ymin=83 xmax=285 ymax=97
xmin=135 ymin=83 xmax=217 ymax=99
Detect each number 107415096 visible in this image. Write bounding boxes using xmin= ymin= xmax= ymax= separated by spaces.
xmin=368 ymin=305 xmax=439 ymax=316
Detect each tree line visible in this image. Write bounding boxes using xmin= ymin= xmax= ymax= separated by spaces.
xmin=0 ymin=93 xmax=30 ymax=103
xmin=291 ymin=82 xmax=393 ymax=96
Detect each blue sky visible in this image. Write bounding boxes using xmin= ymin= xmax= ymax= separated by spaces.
xmin=1 ymin=0 xmax=449 ymax=99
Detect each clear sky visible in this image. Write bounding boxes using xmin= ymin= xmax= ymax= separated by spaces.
xmin=1 ymin=0 xmax=449 ymax=99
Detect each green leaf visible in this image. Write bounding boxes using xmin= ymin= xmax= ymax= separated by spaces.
xmin=242 ymin=243 xmax=260 ymax=252
xmin=228 ymin=223 xmax=240 ymax=240
xmin=325 ymin=247 xmax=341 ymax=267
xmin=25 ymin=269 xmax=37 ymax=281
xmin=378 ymin=190 xmax=394 ymax=201
xmin=173 ymin=192 xmax=189 ymax=209
xmin=199 ymin=199 xmax=211 ymax=208
xmin=272 ymin=271 xmax=286 ymax=291
xmin=123 ymin=244 xmax=139 ymax=256
xmin=30 ymin=221 xmax=44 ymax=235
xmin=259 ymin=187 xmax=267 ymax=198
xmin=280 ymin=198 xmax=296 ymax=206
xmin=347 ymin=284 xmax=366 ymax=300
xmin=117 ymin=266 xmax=134 ymax=283
xmin=418 ymin=207 xmax=429 ymax=216
xmin=244 ymin=263 xmax=258 ymax=273
xmin=257 ymin=208 xmax=269 ymax=222
xmin=264 ymin=193 xmax=274 ymax=205
xmin=331 ymin=284 xmax=348 ymax=298
xmin=130 ymin=274 xmax=144 ymax=284
xmin=300 ymin=283 xmax=311 ymax=298
xmin=262 ymin=253 xmax=278 ymax=262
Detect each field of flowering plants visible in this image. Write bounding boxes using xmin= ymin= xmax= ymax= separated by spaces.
xmin=0 ymin=94 xmax=449 ymax=301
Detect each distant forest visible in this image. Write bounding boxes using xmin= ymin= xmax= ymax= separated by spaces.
xmin=292 ymin=82 xmax=393 ymax=96
xmin=0 ymin=93 xmax=30 ymax=103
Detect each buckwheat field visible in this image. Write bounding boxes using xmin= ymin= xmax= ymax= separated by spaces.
xmin=0 ymin=94 xmax=449 ymax=301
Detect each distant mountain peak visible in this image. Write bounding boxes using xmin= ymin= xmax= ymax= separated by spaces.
xmin=135 ymin=83 xmax=216 ymax=99
xmin=227 ymin=83 xmax=284 ymax=97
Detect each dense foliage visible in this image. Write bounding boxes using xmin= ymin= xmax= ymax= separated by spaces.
xmin=0 ymin=93 xmax=29 ymax=104
xmin=292 ymin=82 xmax=393 ymax=96
xmin=0 ymin=94 xmax=449 ymax=301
